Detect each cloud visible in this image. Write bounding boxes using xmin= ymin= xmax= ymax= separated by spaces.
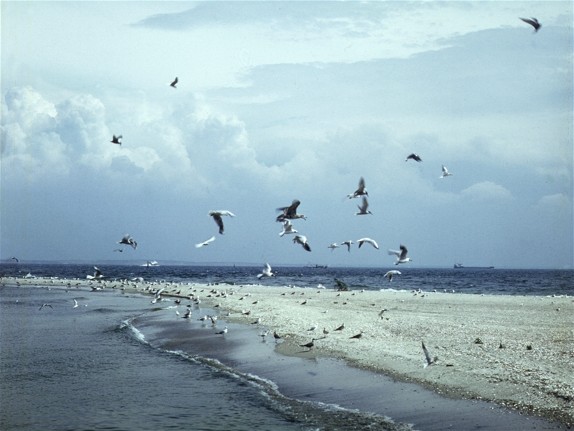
xmin=460 ymin=181 xmax=513 ymax=201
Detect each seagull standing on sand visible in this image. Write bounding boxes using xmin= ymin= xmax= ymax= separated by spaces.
xmin=440 ymin=165 xmax=453 ymax=178
xmin=118 ymin=234 xmax=137 ymax=249
xmin=209 ymin=210 xmax=235 ymax=235
xmin=355 ymin=196 xmax=372 ymax=215
xmin=384 ymin=270 xmax=401 ymax=282
xmin=357 ymin=238 xmax=379 ymax=250
xmin=276 ymin=200 xmax=306 ymax=222
xmin=170 ymin=77 xmax=179 ymax=88
xmin=347 ymin=177 xmax=368 ymax=199
xmin=110 ymin=135 xmax=122 ymax=145
xmin=388 ymin=245 xmax=412 ymax=265
xmin=279 ymin=220 xmax=298 ymax=237
xmin=195 ymin=236 xmax=215 ymax=248
xmin=405 ymin=153 xmax=422 ymax=162
xmin=257 ymin=263 xmax=275 ymax=279
xmin=293 ymin=235 xmax=311 ymax=252
xmin=73 ymin=299 xmax=79 ymax=308
xmin=300 ymin=338 xmax=315 ymax=351
xmin=520 ymin=17 xmax=541 ymax=32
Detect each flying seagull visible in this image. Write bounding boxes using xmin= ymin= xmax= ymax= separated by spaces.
xmin=384 ymin=270 xmax=401 ymax=282
xmin=405 ymin=153 xmax=422 ymax=162
xmin=422 ymin=341 xmax=438 ymax=368
xmin=440 ymin=165 xmax=453 ymax=178
xmin=293 ymin=235 xmax=312 ymax=252
xmin=388 ymin=245 xmax=412 ymax=265
xmin=257 ymin=263 xmax=275 ymax=279
xmin=73 ymin=299 xmax=79 ymax=308
xmin=276 ymin=200 xmax=306 ymax=222
xmin=110 ymin=135 xmax=122 ymax=145
xmin=328 ymin=243 xmax=339 ymax=251
xmin=341 ymin=240 xmax=353 ymax=252
xmin=209 ymin=210 xmax=235 ymax=235
xmin=355 ymin=196 xmax=372 ymax=215
xmin=170 ymin=77 xmax=179 ymax=88
xmin=347 ymin=177 xmax=368 ymax=199
xmin=279 ymin=220 xmax=298 ymax=237
xmin=39 ymin=303 xmax=53 ymax=311
xmin=520 ymin=17 xmax=541 ymax=32
xmin=300 ymin=338 xmax=316 ymax=350
xmin=118 ymin=234 xmax=137 ymax=249
xmin=357 ymin=238 xmax=379 ymax=250
xmin=86 ymin=266 xmax=104 ymax=280
xmin=10 ymin=256 xmax=19 ymax=262
xmin=195 ymin=236 xmax=215 ymax=248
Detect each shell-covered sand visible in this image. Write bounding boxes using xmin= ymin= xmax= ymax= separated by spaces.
xmin=4 ymin=276 xmax=573 ymax=426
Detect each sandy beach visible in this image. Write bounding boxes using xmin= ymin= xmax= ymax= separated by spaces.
xmin=3 ymin=276 xmax=573 ymax=427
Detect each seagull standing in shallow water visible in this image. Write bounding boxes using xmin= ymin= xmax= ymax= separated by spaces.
xmin=209 ymin=210 xmax=235 ymax=235
xmin=440 ymin=165 xmax=453 ymax=178
xmin=388 ymin=245 xmax=412 ymax=265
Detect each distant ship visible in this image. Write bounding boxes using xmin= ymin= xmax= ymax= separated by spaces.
xmin=142 ymin=260 xmax=160 ymax=267
xmin=454 ymin=263 xmax=494 ymax=269
xmin=306 ymin=264 xmax=328 ymax=269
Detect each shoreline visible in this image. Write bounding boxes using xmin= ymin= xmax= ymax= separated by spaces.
xmin=2 ymin=276 xmax=573 ymax=427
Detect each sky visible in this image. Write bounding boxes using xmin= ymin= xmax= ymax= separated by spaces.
xmin=1 ymin=1 xmax=572 ymax=269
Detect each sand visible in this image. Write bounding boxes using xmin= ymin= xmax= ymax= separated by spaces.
xmin=3 ymin=276 xmax=573 ymax=426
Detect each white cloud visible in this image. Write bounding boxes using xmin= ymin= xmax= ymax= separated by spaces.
xmin=461 ymin=181 xmax=513 ymax=201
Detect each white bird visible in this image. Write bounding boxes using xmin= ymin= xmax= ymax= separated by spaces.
xmin=279 ymin=220 xmax=298 ymax=237
xmin=257 ymin=263 xmax=274 ymax=279
xmin=422 ymin=341 xmax=438 ymax=368
xmin=195 ymin=236 xmax=215 ymax=248
xmin=215 ymin=326 xmax=228 ymax=335
xmin=209 ymin=210 xmax=235 ymax=235
xmin=357 ymin=238 xmax=379 ymax=250
xmin=440 ymin=165 xmax=453 ymax=178
xmin=328 ymin=243 xmax=339 ymax=251
xmin=355 ymin=196 xmax=372 ymax=215
xmin=388 ymin=245 xmax=412 ymax=265
xmin=86 ymin=266 xmax=104 ymax=280
xmin=293 ymin=235 xmax=311 ymax=252
xmin=347 ymin=177 xmax=368 ymax=199
xmin=341 ymin=240 xmax=353 ymax=252
xmin=73 ymin=299 xmax=79 ymax=308
xmin=118 ymin=234 xmax=137 ymax=249
xmin=384 ymin=270 xmax=401 ymax=282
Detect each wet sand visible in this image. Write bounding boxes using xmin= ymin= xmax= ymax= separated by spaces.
xmin=3 ymin=276 xmax=573 ymax=428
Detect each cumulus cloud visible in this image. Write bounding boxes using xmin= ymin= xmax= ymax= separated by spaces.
xmin=460 ymin=181 xmax=513 ymax=202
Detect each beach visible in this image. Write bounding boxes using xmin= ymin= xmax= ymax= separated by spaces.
xmin=3 ymin=275 xmax=573 ymax=427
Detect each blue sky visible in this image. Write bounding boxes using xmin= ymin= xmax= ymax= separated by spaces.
xmin=1 ymin=1 xmax=572 ymax=269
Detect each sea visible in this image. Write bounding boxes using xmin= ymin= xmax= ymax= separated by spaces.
xmin=1 ymin=263 xmax=572 ymax=431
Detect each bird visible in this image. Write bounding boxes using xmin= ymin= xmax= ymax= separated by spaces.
xmin=355 ymin=196 xmax=372 ymax=215
xmin=10 ymin=256 xmax=19 ymax=262
xmin=276 ymin=200 xmax=306 ymax=222
xmin=73 ymin=299 xmax=79 ymax=308
xmin=350 ymin=331 xmax=363 ymax=339
xmin=118 ymin=234 xmax=137 ymax=249
xmin=357 ymin=238 xmax=379 ymax=250
xmin=110 ymin=135 xmax=122 ymax=145
xmin=215 ymin=326 xmax=228 ymax=335
xmin=86 ymin=266 xmax=104 ymax=280
xmin=209 ymin=210 xmax=235 ymax=235
xmin=328 ymin=243 xmax=339 ymax=251
xmin=292 ymin=235 xmax=311 ymax=252
xmin=170 ymin=77 xmax=179 ymax=88
xmin=257 ymin=263 xmax=274 ymax=279
xmin=422 ymin=341 xmax=438 ymax=368
xmin=273 ymin=331 xmax=282 ymax=341
xmin=406 ymin=153 xmax=422 ymax=162
xmin=341 ymin=240 xmax=353 ymax=252
xmin=440 ymin=165 xmax=453 ymax=178
xmin=195 ymin=236 xmax=215 ymax=248
xmin=334 ymin=323 xmax=345 ymax=331
xmin=39 ymin=303 xmax=53 ymax=310
xmin=347 ymin=177 xmax=368 ymax=199
xmin=182 ymin=309 xmax=192 ymax=319
xmin=388 ymin=245 xmax=412 ymax=265
xmin=384 ymin=270 xmax=401 ymax=282
xmin=279 ymin=220 xmax=298 ymax=237
xmin=300 ymin=338 xmax=315 ymax=350
xmin=520 ymin=17 xmax=541 ymax=32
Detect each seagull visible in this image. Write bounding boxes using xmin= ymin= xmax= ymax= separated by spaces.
xmin=39 ymin=303 xmax=53 ymax=310
xmin=357 ymin=238 xmax=379 ymax=250
xmin=388 ymin=245 xmax=412 ymax=265
xmin=300 ymin=338 xmax=315 ymax=350
xmin=279 ymin=220 xmax=298 ymax=237
xmin=520 ymin=17 xmax=541 ymax=32
xmin=334 ymin=323 xmax=345 ymax=331
xmin=347 ymin=177 xmax=368 ymax=199
xmin=182 ymin=309 xmax=192 ymax=319
xmin=10 ymin=256 xmax=19 ymax=262
xmin=195 ymin=236 xmax=215 ymax=248
xmin=257 ymin=263 xmax=275 ymax=279
xmin=384 ymin=270 xmax=401 ymax=282
xmin=86 ymin=266 xmax=104 ymax=280
xmin=73 ymin=299 xmax=79 ymax=308
xmin=422 ymin=341 xmax=438 ymax=368
xmin=341 ymin=240 xmax=353 ymax=252
xmin=406 ymin=153 xmax=422 ymax=162
xmin=293 ymin=235 xmax=311 ymax=252
xmin=440 ymin=165 xmax=453 ymax=178
xmin=110 ymin=135 xmax=122 ymax=145
xmin=328 ymin=243 xmax=339 ymax=251
xmin=350 ymin=331 xmax=363 ymax=339
xmin=118 ymin=234 xmax=137 ymax=249
xmin=273 ymin=331 xmax=282 ymax=341
xmin=209 ymin=210 xmax=235 ymax=235
xmin=355 ymin=196 xmax=372 ymax=215
xmin=276 ymin=200 xmax=306 ymax=222
xmin=215 ymin=326 xmax=228 ymax=335
xmin=170 ymin=77 xmax=179 ymax=88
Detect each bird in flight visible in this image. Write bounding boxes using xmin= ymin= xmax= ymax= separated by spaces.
xmin=347 ymin=177 xmax=368 ymax=199
xmin=86 ymin=266 xmax=104 ymax=280
xmin=209 ymin=210 xmax=235 ymax=235
xmin=520 ymin=17 xmax=541 ymax=32
xmin=39 ymin=303 xmax=53 ymax=311
xmin=118 ymin=234 xmax=137 ymax=249
xmin=357 ymin=238 xmax=379 ymax=250
xmin=384 ymin=270 xmax=401 ymax=282
xmin=422 ymin=341 xmax=438 ymax=368
xmin=328 ymin=242 xmax=339 ymax=251
xmin=440 ymin=165 xmax=453 ymax=178
xmin=257 ymin=263 xmax=275 ymax=279
xmin=279 ymin=219 xmax=298 ymax=237
xmin=110 ymin=135 xmax=122 ymax=145
xmin=195 ymin=236 xmax=215 ymax=248
xmin=276 ymin=200 xmax=306 ymax=222
xmin=405 ymin=153 xmax=422 ymax=162
xmin=355 ymin=196 xmax=372 ymax=215
xmin=293 ymin=235 xmax=311 ymax=252
xmin=388 ymin=245 xmax=412 ymax=265
xmin=341 ymin=240 xmax=353 ymax=252
xmin=170 ymin=77 xmax=179 ymax=88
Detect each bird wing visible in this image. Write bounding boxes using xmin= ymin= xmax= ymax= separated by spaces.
xmin=286 ymin=200 xmax=301 ymax=217
xmin=399 ymin=245 xmax=408 ymax=260
xmin=211 ymin=213 xmax=224 ymax=234
xmin=422 ymin=341 xmax=433 ymax=367
xmin=357 ymin=176 xmax=366 ymax=192
xmin=388 ymin=249 xmax=400 ymax=257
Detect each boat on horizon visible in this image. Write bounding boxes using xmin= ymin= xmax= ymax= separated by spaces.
xmin=454 ymin=263 xmax=494 ymax=269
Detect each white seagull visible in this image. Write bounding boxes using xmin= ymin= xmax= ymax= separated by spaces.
xmin=384 ymin=270 xmax=401 ymax=282
xmin=73 ymin=299 xmax=79 ymax=308
xmin=357 ymin=238 xmax=379 ymax=250
xmin=118 ymin=234 xmax=137 ymax=249
xmin=279 ymin=220 xmax=298 ymax=237
xmin=388 ymin=245 xmax=412 ymax=265
xmin=257 ymin=263 xmax=275 ymax=279
xmin=355 ymin=196 xmax=372 ymax=215
xmin=341 ymin=240 xmax=353 ymax=252
xmin=347 ymin=177 xmax=368 ymax=199
xmin=195 ymin=236 xmax=215 ymax=248
xmin=209 ymin=210 xmax=235 ymax=235
xmin=440 ymin=165 xmax=453 ymax=178
xmin=293 ymin=235 xmax=311 ymax=252
xmin=328 ymin=243 xmax=339 ymax=251
xmin=86 ymin=266 xmax=104 ymax=280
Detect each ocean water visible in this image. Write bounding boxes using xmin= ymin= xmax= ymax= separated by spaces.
xmin=1 ymin=264 xmax=572 ymax=431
